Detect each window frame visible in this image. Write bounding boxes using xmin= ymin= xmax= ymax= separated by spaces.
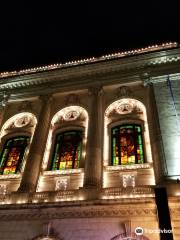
xmin=0 ymin=135 xmax=30 ymax=175
xmin=49 ymin=126 xmax=86 ymax=171
xmin=109 ymin=119 xmax=146 ymax=166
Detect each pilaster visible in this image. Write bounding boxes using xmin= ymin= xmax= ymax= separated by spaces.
xmin=18 ymin=95 xmax=53 ymax=192
xmin=83 ymin=86 xmax=103 ymax=188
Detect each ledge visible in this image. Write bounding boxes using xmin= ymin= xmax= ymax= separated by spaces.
xmin=105 ymin=163 xmax=153 ymax=172
xmin=43 ymin=168 xmax=84 ymax=176
xmin=0 ymin=173 xmax=22 ymax=180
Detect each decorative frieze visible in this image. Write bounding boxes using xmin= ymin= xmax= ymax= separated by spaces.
xmin=0 ymin=201 xmax=157 ymax=220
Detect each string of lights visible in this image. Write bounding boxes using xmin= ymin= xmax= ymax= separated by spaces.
xmin=0 ymin=42 xmax=177 ymax=79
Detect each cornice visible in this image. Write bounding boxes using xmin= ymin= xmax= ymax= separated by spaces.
xmin=144 ymin=73 xmax=180 ymax=86
xmin=0 ymin=42 xmax=178 ymax=81
xmin=0 ymin=48 xmax=180 ymax=95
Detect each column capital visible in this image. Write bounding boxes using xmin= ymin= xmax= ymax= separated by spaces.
xmin=39 ymin=94 xmax=53 ymax=103
xmin=0 ymin=91 xmax=10 ymax=107
xmin=140 ymin=72 xmax=153 ymax=86
xmin=88 ymin=86 xmax=104 ymax=96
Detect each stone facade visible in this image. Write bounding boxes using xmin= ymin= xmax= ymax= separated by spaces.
xmin=0 ymin=43 xmax=179 ymax=239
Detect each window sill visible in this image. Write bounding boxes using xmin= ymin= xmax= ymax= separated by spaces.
xmin=43 ymin=168 xmax=84 ymax=176
xmin=105 ymin=163 xmax=152 ymax=171
xmin=0 ymin=173 xmax=22 ymax=180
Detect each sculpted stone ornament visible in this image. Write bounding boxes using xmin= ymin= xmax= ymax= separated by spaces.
xmin=116 ymin=86 xmax=132 ymax=98
xmin=105 ymin=99 xmax=144 ymax=117
xmin=0 ymin=91 xmax=10 ymax=107
xmin=18 ymin=101 xmax=32 ymax=112
xmin=65 ymin=93 xmax=80 ymax=105
xmin=116 ymin=102 xmax=134 ymax=114
xmin=88 ymin=86 xmax=104 ymax=96
xmin=64 ymin=110 xmax=80 ymax=121
xmin=14 ymin=115 xmax=30 ymax=128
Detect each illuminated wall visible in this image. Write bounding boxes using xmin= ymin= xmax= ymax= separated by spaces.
xmin=153 ymin=77 xmax=180 ymax=179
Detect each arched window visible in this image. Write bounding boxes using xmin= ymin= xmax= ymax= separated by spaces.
xmin=0 ymin=136 xmax=30 ymax=174
xmin=51 ymin=130 xmax=82 ymax=170
xmin=111 ymin=124 xmax=144 ymax=165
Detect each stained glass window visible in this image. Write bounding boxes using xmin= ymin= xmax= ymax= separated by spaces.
xmin=51 ymin=130 xmax=82 ymax=170
xmin=0 ymin=136 xmax=29 ymax=175
xmin=111 ymin=124 xmax=144 ymax=165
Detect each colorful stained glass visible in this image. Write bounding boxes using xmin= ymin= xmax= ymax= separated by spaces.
xmin=111 ymin=124 xmax=144 ymax=165
xmin=51 ymin=130 xmax=82 ymax=170
xmin=0 ymin=136 xmax=29 ymax=175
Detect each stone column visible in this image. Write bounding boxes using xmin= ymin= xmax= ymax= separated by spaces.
xmin=18 ymin=95 xmax=52 ymax=192
xmin=83 ymin=86 xmax=103 ymax=188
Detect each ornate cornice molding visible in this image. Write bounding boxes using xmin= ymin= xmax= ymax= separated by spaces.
xmin=0 ymin=47 xmax=180 ymax=94
xmin=0 ymin=42 xmax=177 ymax=80
xmin=143 ymin=73 xmax=180 ymax=85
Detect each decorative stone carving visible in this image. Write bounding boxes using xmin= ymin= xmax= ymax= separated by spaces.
xmin=116 ymin=86 xmax=132 ymax=98
xmin=14 ymin=115 xmax=31 ymax=128
xmin=2 ymin=113 xmax=36 ymax=133
xmin=65 ymin=94 xmax=80 ymax=105
xmin=105 ymin=99 xmax=144 ymax=117
xmin=122 ymin=174 xmax=136 ymax=188
xmin=64 ymin=110 xmax=80 ymax=121
xmin=52 ymin=106 xmax=87 ymax=125
xmin=0 ymin=204 xmax=157 ymax=220
xmin=116 ymin=101 xmax=134 ymax=114
xmin=0 ymin=91 xmax=10 ymax=107
xmin=0 ymin=184 xmax=7 ymax=195
xmin=18 ymin=101 xmax=32 ymax=112
xmin=88 ymin=86 xmax=103 ymax=96
xmin=55 ymin=177 xmax=69 ymax=191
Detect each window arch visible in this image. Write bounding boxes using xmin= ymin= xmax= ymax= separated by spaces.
xmin=42 ymin=106 xmax=88 ymax=171
xmin=0 ymin=136 xmax=30 ymax=174
xmin=0 ymin=112 xmax=37 ymax=175
xmin=51 ymin=130 xmax=83 ymax=170
xmin=104 ymin=98 xmax=152 ymax=166
xmin=111 ymin=124 xmax=144 ymax=166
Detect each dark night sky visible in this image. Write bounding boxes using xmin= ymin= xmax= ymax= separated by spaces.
xmin=0 ymin=2 xmax=180 ymax=72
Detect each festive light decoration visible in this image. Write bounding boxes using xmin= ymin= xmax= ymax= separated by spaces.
xmin=0 ymin=42 xmax=177 ymax=79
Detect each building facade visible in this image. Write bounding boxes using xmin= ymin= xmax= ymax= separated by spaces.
xmin=0 ymin=42 xmax=179 ymax=240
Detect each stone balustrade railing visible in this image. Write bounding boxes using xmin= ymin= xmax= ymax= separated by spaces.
xmin=0 ymin=186 xmax=155 ymax=204
xmin=101 ymin=186 xmax=154 ymax=199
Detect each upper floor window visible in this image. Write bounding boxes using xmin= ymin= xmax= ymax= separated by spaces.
xmin=42 ymin=105 xmax=88 ymax=171
xmin=111 ymin=124 xmax=144 ymax=165
xmin=0 ymin=136 xmax=30 ymax=174
xmin=51 ymin=130 xmax=82 ymax=170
